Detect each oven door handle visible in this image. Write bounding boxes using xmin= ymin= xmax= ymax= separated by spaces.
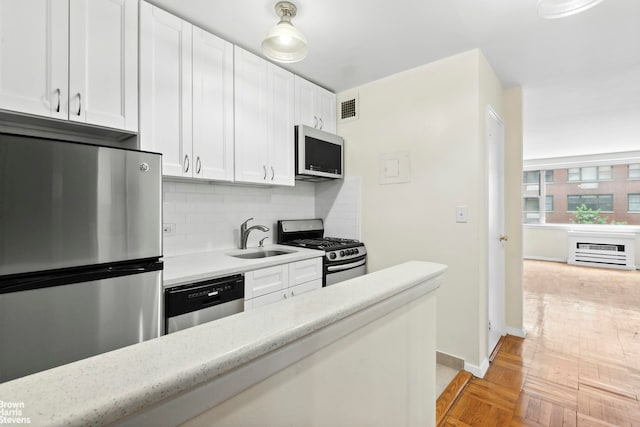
xmin=327 ymin=259 xmax=366 ymax=272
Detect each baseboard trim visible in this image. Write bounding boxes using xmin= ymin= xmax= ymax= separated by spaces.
xmin=464 ymin=357 xmax=489 ymax=378
xmin=504 ymin=327 xmax=527 ymax=338
xmin=436 ymin=351 xmax=464 ymax=370
xmin=524 ymin=256 xmax=566 ymax=263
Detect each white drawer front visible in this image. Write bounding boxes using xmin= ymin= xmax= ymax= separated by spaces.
xmin=245 ymin=265 xmax=288 ymax=299
xmin=289 ymin=278 xmax=322 ymax=298
xmin=244 ymin=291 xmax=285 ymax=311
xmin=289 ymin=257 xmax=322 ymax=286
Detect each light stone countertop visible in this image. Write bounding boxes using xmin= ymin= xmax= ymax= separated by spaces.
xmin=162 ymin=244 xmax=326 ymax=287
xmin=0 ymin=260 xmax=446 ymax=427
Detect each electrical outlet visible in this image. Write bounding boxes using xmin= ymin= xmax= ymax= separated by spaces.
xmin=163 ymin=223 xmax=176 ymax=235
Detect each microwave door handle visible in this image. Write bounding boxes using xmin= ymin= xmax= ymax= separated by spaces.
xmin=327 ymin=259 xmax=366 ymax=272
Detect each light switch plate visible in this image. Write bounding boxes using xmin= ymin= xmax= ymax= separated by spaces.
xmin=456 ymin=206 xmax=468 ymax=223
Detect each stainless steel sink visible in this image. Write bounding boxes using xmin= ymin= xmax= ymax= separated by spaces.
xmin=229 ymin=249 xmax=294 ymax=259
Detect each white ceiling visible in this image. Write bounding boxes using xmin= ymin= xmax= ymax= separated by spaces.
xmin=148 ymin=0 xmax=640 ymax=160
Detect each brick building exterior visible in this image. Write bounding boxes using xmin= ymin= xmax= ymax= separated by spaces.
xmin=523 ymin=164 xmax=640 ymax=225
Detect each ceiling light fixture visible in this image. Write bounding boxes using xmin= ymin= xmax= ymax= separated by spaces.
xmin=537 ymin=0 xmax=605 ymax=19
xmin=262 ymin=1 xmax=308 ymax=63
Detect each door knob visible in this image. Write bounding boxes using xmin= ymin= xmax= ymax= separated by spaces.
xmin=499 ymin=235 xmax=509 ymax=242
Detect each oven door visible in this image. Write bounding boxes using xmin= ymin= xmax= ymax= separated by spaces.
xmin=325 ymin=256 xmax=366 ymax=286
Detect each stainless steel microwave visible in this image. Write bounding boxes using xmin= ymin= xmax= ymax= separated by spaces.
xmin=295 ymin=125 xmax=344 ymax=181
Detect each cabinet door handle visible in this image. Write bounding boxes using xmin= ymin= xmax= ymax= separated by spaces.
xmin=283 ymin=293 xmax=287 ymax=299
xmin=55 ymin=88 xmax=61 ymax=113
xmin=313 ymin=116 xmax=318 ymax=128
xmin=263 ymin=165 xmax=267 ymax=180
xmin=271 ymin=166 xmax=275 ymax=181
xmin=291 ymin=290 xmax=295 ymax=297
xmin=196 ymin=156 xmax=202 ymax=174
xmin=184 ymin=155 xmax=190 ymax=173
xmin=319 ymin=117 xmax=323 ymax=130
xmin=77 ymin=93 xmax=81 ymax=116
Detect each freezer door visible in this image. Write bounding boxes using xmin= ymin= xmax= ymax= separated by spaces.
xmin=0 ymin=269 xmax=162 ymax=383
xmin=0 ymin=134 xmax=162 ymax=276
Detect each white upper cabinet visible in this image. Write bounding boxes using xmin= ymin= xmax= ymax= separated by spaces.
xmin=235 ymin=46 xmax=294 ymax=186
xmin=294 ymin=76 xmax=336 ymax=133
xmin=0 ymin=0 xmax=68 ymax=120
xmin=0 ymin=0 xmax=137 ymax=131
xmin=140 ymin=3 xmax=192 ymax=177
xmin=192 ymin=28 xmax=234 ymax=181
xmin=69 ymin=0 xmax=138 ymax=131
xmin=140 ymin=1 xmax=234 ymax=181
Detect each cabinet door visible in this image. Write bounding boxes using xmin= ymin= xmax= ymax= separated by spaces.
xmin=192 ymin=27 xmax=234 ymax=181
xmin=294 ymin=76 xmax=317 ymax=129
xmin=140 ymin=1 xmax=192 ymax=177
xmin=234 ymin=46 xmax=269 ymax=184
xmin=268 ymin=63 xmax=295 ymax=186
xmin=289 ymin=258 xmax=323 ymax=286
xmin=244 ymin=265 xmax=288 ymax=299
xmin=0 ymin=0 xmax=68 ymax=120
xmin=317 ymin=87 xmax=337 ymax=133
xmin=69 ymin=0 xmax=137 ymax=131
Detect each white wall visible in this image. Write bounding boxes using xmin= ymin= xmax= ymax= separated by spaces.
xmin=162 ymin=180 xmax=315 ymax=257
xmin=337 ymin=49 xmax=510 ymax=370
xmin=503 ymin=87 xmax=525 ymax=335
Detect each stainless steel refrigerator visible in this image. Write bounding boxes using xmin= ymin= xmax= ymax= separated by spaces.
xmin=0 ymin=133 xmax=163 ymax=383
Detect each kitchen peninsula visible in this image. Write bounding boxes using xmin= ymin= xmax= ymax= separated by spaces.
xmin=0 ymin=261 xmax=446 ymax=427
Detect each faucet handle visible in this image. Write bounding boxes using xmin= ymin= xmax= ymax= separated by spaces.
xmin=259 ymin=237 xmax=269 ymax=247
xmin=241 ymin=217 xmax=254 ymax=228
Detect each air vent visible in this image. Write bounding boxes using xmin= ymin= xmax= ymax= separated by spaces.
xmin=339 ymin=93 xmax=359 ymax=122
xmin=568 ymin=231 xmax=636 ymax=270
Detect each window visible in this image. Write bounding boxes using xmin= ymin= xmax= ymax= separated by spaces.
xmin=523 ymin=171 xmax=539 ymax=184
xmin=630 ymin=194 xmax=640 ymax=212
xmin=523 ymin=162 xmax=640 ymax=225
xmin=545 ymin=170 xmax=554 ymax=183
xmin=567 ymin=165 xmax=613 ymax=181
xmin=567 ymin=194 xmax=613 ymax=212
xmin=524 ymin=197 xmax=540 ymax=212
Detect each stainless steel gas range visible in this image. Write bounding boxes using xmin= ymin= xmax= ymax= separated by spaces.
xmin=277 ymin=219 xmax=367 ymax=286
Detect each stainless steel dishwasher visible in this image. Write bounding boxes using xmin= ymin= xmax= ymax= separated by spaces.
xmin=164 ymin=274 xmax=244 ymax=334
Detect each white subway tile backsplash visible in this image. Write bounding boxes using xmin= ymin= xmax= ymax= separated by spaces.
xmin=162 ymin=179 xmax=316 ymax=256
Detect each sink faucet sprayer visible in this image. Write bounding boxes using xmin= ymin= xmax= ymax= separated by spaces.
xmin=239 ymin=218 xmax=270 ymax=249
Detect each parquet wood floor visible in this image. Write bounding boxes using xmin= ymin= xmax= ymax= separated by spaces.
xmin=442 ymin=260 xmax=640 ymax=426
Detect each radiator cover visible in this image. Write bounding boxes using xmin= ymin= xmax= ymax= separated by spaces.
xmin=568 ymin=231 xmax=636 ymax=270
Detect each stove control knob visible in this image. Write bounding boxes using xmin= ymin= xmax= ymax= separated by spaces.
xmin=347 ymin=250 xmax=354 ymax=255
xmin=354 ymin=248 xmax=359 ymax=254
xmin=340 ymin=250 xmax=345 ymax=257
xmin=329 ymin=252 xmax=336 ymax=260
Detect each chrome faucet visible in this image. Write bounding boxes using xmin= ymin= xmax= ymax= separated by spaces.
xmin=239 ymin=218 xmax=270 ymax=249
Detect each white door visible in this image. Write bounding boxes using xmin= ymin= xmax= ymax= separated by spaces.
xmin=192 ymin=27 xmax=234 ymax=181
xmin=268 ymin=63 xmax=295 ymax=186
xmin=317 ymin=86 xmax=337 ymax=133
xmin=234 ymin=46 xmax=269 ymax=184
xmin=487 ymin=106 xmax=506 ymax=355
xmin=294 ymin=76 xmax=317 ymax=128
xmin=0 ymin=0 xmax=68 ymax=120
xmin=69 ymin=0 xmax=138 ymax=131
xmin=139 ymin=1 xmax=192 ymax=177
